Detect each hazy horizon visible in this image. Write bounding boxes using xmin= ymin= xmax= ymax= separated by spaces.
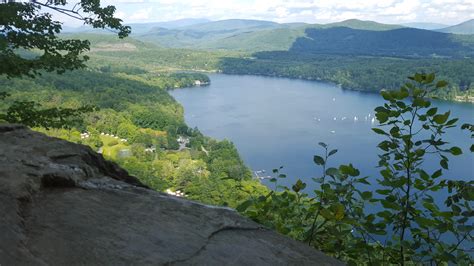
xmin=62 ymin=17 xmax=473 ymax=29
xmin=55 ymin=0 xmax=473 ymax=27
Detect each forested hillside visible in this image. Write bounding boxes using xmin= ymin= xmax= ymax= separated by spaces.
xmin=0 ymin=68 xmax=267 ymax=207
xmin=126 ymin=18 xmax=474 ymax=57
xmin=132 ymin=19 xmax=405 ymax=51
xmin=219 ymin=52 xmax=474 ymax=100
xmin=62 ymin=32 xmax=474 ymax=102
xmin=137 ymin=19 xmax=286 ymax=49
xmin=291 ymin=27 xmax=474 ymax=57
xmin=96 ymin=18 xmax=474 ymax=102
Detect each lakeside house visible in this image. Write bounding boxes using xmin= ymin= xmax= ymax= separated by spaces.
xmin=194 ymin=80 xmax=210 ymax=86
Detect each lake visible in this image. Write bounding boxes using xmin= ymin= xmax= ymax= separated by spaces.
xmin=170 ymin=74 xmax=474 ymax=190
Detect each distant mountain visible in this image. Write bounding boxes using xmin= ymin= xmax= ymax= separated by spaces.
xmin=63 ymin=33 xmax=158 ymax=50
xmin=195 ymin=27 xmax=307 ymax=52
xmin=127 ymin=19 xmax=212 ymax=35
xmin=60 ymin=19 xmax=211 ymax=35
xmin=138 ymin=19 xmax=284 ymax=49
xmin=403 ymin=22 xmax=450 ymax=30
xmin=61 ymin=25 xmax=113 ymax=34
xmin=150 ymin=18 xmax=212 ymax=29
xmin=322 ymin=19 xmax=402 ymax=31
xmin=135 ymin=19 xmax=406 ymax=52
xmin=282 ymin=22 xmax=308 ymax=27
xmin=130 ymin=18 xmax=474 ymax=57
xmin=175 ymin=19 xmax=281 ymax=32
xmin=437 ymin=19 xmax=474 ymax=35
xmin=290 ymin=27 xmax=474 ymax=58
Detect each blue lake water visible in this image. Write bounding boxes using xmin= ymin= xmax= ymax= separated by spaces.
xmin=170 ymin=74 xmax=474 ymax=190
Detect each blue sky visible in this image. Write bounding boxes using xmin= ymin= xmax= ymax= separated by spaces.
xmin=65 ymin=0 xmax=474 ymax=26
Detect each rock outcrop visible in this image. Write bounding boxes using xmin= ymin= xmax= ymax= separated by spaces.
xmin=0 ymin=124 xmax=342 ymax=265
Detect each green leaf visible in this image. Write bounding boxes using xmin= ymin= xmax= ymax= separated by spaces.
xmin=377 ymin=210 xmax=392 ymax=219
xmin=376 ymin=189 xmax=392 ymax=195
xmin=381 ymin=91 xmax=393 ymax=101
xmin=449 ymin=146 xmax=462 ymax=156
xmin=361 ymin=191 xmax=373 ymax=200
xmin=339 ymin=164 xmax=360 ymax=177
xmin=426 ymin=73 xmax=435 ymax=83
xmin=334 ymin=204 xmax=345 ymax=221
xmin=419 ymin=170 xmax=429 ymax=180
xmin=412 ymin=97 xmax=426 ymax=107
xmin=426 ymin=107 xmax=438 ymax=116
xmin=375 ymin=112 xmax=389 ymax=123
xmin=433 ymin=111 xmax=450 ymax=125
xmin=381 ymin=200 xmax=400 ymax=210
xmin=415 ymin=217 xmax=436 ymax=228
xmin=236 ymin=200 xmax=253 ymax=212
xmin=413 ymin=73 xmax=423 ymax=82
xmin=432 ymin=169 xmax=443 ymax=179
xmin=357 ymin=177 xmax=371 ymax=185
xmin=423 ymin=202 xmax=438 ymax=212
xmin=436 ymin=80 xmax=448 ymax=88
xmin=313 ymin=155 xmax=325 ymax=166
xmin=325 ymin=167 xmax=339 ymax=176
xmin=292 ymin=179 xmax=306 ymax=193
xmin=446 ymin=118 xmax=458 ymax=126
xmin=440 ymin=159 xmax=449 ymax=170
xmin=320 ymin=208 xmax=333 ymax=220
xmin=328 ymin=149 xmax=338 ymax=156
xmin=372 ymin=128 xmax=388 ymax=135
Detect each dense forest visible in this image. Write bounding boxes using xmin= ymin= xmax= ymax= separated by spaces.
xmin=0 ymin=69 xmax=267 ymax=207
xmin=219 ymin=51 xmax=474 ymax=101
xmin=290 ymin=27 xmax=474 ymax=58
xmin=63 ymin=33 xmax=474 ymax=103
xmin=119 ymin=19 xmax=474 ymax=54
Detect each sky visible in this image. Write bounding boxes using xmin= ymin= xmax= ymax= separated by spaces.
xmin=64 ymin=0 xmax=474 ymax=26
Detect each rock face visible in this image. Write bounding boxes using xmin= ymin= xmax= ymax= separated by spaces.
xmin=0 ymin=124 xmax=343 ymax=265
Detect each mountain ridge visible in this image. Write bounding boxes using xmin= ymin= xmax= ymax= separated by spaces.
xmin=62 ymin=18 xmax=474 ymax=56
xmin=437 ymin=19 xmax=474 ymax=35
xmin=403 ymin=22 xmax=450 ymax=30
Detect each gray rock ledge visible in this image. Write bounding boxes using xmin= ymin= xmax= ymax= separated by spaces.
xmin=0 ymin=124 xmax=343 ymax=265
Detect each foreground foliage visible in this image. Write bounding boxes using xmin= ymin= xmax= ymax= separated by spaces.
xmin=0 ymin=1 xmax=129 ymax=78
xmin=0 ymin=0 xmax=129 ymax=130
xmin=238 ymin=73 xmax=473 ymax=265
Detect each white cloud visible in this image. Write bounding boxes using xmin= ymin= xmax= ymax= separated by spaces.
xmin=65 ymin=0 xmax=474 ymax=25
xmin=129 ymin=8 xmax=153 ymax=21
